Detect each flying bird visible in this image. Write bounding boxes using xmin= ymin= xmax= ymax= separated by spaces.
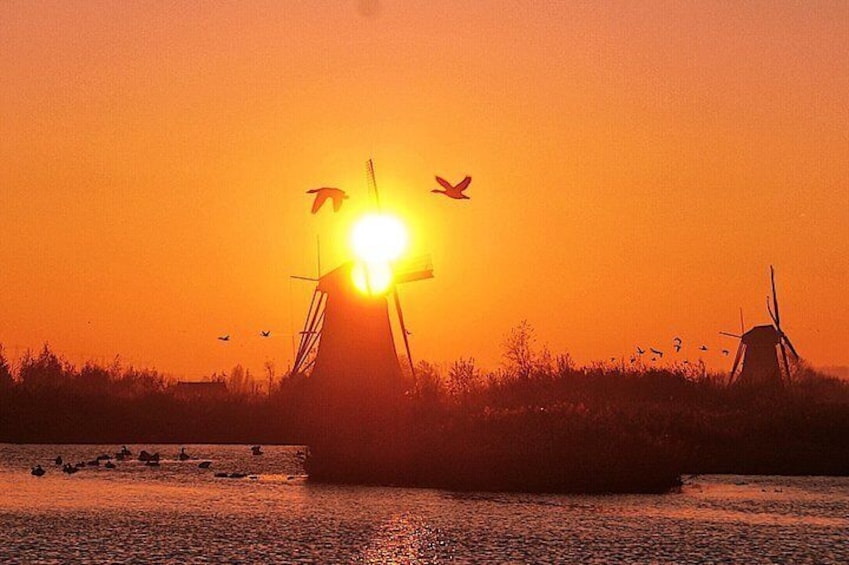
xmin=307 ymin=187 xmax=348 ymax=214
xmin=432 ymin=176 xmax=471 ymax=199
xmin=636 ymin=347 xmax=646 ymax=355
xmin=722 ymin=349 xmax=730 ymax=356
xmin=650 ymin=348 xmax=664 ymax=358
xmin=674 ymin=343 xmax=682 ymax=353
xmin=218 ymin=335 xmax=230 ymax=342
xmin=699 ymin=345 xmax=708 ymax=351
xmin=260 ymin=330 xmax=271 ymax=337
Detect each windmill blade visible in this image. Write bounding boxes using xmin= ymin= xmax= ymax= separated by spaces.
xmin=719 ymin=331 xmax=742 ymax=339
xmin=782 ymin=334 xmax=800 ymax=360
xmin=393 ymin=288 xmax=416 ymax=378
xmin=779 ymin=341 xmax=792 ymax=383
xmin=767 ymin=296 xmax=778 ymax=326
xmin=770 ymin=265 xmax=781 ymax=327
xmin=729 ymin=343 xmax=744 ymax=384
xmin=739 ymin=307 xmax=745 ymax=334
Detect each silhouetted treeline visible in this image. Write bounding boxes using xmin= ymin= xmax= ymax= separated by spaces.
xmin=2 ymin=332 xmax=849 ymax=493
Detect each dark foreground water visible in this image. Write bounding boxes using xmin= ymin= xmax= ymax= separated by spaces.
xmin=1 ymin=444 xmax=848 ymax=564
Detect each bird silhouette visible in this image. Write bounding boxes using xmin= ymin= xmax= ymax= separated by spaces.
xmin=674 ymin=343 xmax=682 ymax=352
xmin=218 ymin=335 xmax=230 ymax=342
xmin=636 ymin=347 xmax=646 ymax=355
xmin=307 ymin=187 xmax=348 ymax=213
xmin=722 ymin=349 xmax=730 ymax=356
xmin=699 ymin=345 xmax=708 ymax=351
xmin=432 ymin=176 xmax=471 ymax=199
xmin=260 ymin=330 xmax=271 ymax=337
xmin=650 ymin=348 xmax=664 ymax=358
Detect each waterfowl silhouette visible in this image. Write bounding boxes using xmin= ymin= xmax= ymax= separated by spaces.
xmin=54 ymin=456 xmax=63 ymax=466
xmin=62 ymin=463 xmax=79 ymax=474
xmin=105 ymin=461 xmax=116 ymax=469
xmin=31 ymin=465 xmax=45 ymax=477
xmin=251 ymin=445 xmax=263 ymax=456
xmin=138 ymin=450 xmax=160 ymax=463
xmin=178 ymin=448 xmax=190 ymax=461
xmin=307 ymin=187 xmax=348 ymax=213
xmin=260 ymin=330 xmax=271 ymax=337
xmin=432 ymin=176 xmax=471 ymax=200
xmin=218 ymin=335 xmax=230 ymax=342
xmin=198 ymin=461 xmax=212 ymax=469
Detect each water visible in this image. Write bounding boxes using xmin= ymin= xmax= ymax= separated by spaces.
xmin=1 ymin=444 xmax=848 ymax=563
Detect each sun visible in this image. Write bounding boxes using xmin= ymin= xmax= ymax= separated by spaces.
xmin=349 ymin=213 xmax=409 ymax=295
xmin=350 ymin=213 xmax=409 ymax=263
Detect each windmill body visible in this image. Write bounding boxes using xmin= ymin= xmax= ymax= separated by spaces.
xmin=727 ymin=267 xmax=800 ymax=386
xmin=737 ymin=325 xmax=782 ymax=386
xmin=308 ymin=262 xmax=403 ymax=399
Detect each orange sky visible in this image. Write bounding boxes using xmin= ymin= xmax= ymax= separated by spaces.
xmin=1 ymin=1 xmax=847 ymax=379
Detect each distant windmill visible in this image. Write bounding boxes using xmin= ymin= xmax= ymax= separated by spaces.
xmin=724 ymin=266 xmax=800 ymax=386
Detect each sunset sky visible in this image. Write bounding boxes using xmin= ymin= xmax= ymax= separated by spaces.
xmin=1 ymin=1 xmax=847 ymax=379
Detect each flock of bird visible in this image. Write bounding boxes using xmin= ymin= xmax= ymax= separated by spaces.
xmin=30 ymin=445 xmax=267 ymax=479
xmin=217 ymin=331 xmax=273 ymax=342
xmin=307 ymin=174 xmax=473 ymax=214
xmin=621 ymin=337 xmax=733 ymax=364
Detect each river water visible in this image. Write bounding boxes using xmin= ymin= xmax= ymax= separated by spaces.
xmin=1 ymin=444 xmax=847 ymax=563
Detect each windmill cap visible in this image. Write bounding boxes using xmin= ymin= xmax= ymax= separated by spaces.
xmin=742 ymin=325 xmax=780 ymax=345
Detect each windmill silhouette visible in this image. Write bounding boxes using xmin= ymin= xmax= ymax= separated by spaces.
xmin=723 ymin=266 xmax=800 ymax=386
xmin=291 ymin=159 xmax=433 ymax=392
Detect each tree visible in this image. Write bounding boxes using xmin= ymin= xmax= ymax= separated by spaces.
xmin=502 ymin=320 xmax=537 ymax=379
xmin=0 ymin=345 xmax=14 ymax=390
xmin=19 ymin=343 xmax=68 ymax=392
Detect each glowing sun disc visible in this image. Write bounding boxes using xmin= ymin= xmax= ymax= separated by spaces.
xmin=350 ymin=213 xmax=408 ymax=263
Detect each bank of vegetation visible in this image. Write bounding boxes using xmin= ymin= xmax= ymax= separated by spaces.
xmin=2 ymin=325 xmax=848 ymax=493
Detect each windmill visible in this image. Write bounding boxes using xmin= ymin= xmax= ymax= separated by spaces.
xmin=290 ymin=159 xmax=433 ymax=398
xmin=723 ymin=266 xmax=800 ymax=386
